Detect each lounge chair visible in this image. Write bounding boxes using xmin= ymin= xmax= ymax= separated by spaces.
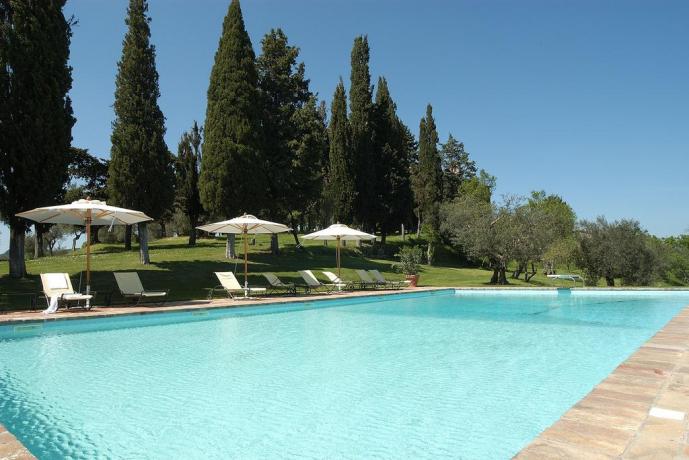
xmin=368 ymin=269 xmax=407 ymax=289
xmin=113 ymin=272 xmax=169 ymax=305
xmin=355 ymin=269 xmax=381 ymax=289
xmin=40 ymin=273 xmax=94 ymax=313
xmin=298 ymin=270 xmax=339 ymax=294
xmin=547 ymin=274 xmax=584 ymax=287
xmin=322 ymin=271 xmax=356 ymax=291
xmin=262 ymin=273 xmax=297 ymax=295
xmin=208 ymin=272 xmax=266 ymax=299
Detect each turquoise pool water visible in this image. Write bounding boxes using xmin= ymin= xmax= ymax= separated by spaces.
xmin=1 ymin=289 xmax=689 ymax=459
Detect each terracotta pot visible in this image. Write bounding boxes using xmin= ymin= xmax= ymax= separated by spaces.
xmin=405 ymin=274 xmax=419 ymax=287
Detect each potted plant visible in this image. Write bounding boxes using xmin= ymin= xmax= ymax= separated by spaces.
xmin=396 ymin=246 xmax=423 ymax=287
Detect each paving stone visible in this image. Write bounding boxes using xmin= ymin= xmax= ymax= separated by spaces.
xmin=515 ymin=439 xmax=615 ymax=459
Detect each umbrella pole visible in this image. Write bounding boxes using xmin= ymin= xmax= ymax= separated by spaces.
xmin=244 ymin=229 xmax=248 ymax=290
xmin=85 ymin=210 xmax=92 ymax=305
xmin=337 ymin=236 xmax=341 ymax=279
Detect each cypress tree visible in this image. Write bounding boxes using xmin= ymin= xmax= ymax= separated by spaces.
xmin=412 ymin=104 xmax=443 ymax=265
xmin=349 ymin=35 xmax=375 ymax=230
xmin=108 ymin=0 xmax=174 ymax=264
xmin=326 ymin=79 xmax=355 ymax=223
xmin=200 ymin=0 xmax=263 ymax=259
xmin=257 ymin=28 xmax=310 ymax=253
xmin=440 ymin=134 xmax=476 ymax=201
xmin=288 ymin=96 xmax=328 ymax=243
xmin=175 ymin=122 xmax=203 ymax=246
xmin=0 ymin=0 xmax=74 ymax=277
xmin=373 ymin=77 xmax=414 ymax=243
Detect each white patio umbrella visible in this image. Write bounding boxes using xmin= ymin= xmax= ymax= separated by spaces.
xmin=16 ymin=198 xmax=153 ymax=297
xmin=197 ymin=214 xmax=290 ymax=287
xmin=302 ymin=223 xmax=376 ymax=278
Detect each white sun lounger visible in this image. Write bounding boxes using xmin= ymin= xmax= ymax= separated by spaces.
xmin=298 ymin=270 xmax=339 ymax=294
xmin=209 ymin=272 xmax=266 ymax=299
xmin=40 ymin=273 xmax=94 ymax=313
xmin=322 ymin=271 xmax=355 ymax=291
xmin=547 ymin=274 xmax=584 ymax=287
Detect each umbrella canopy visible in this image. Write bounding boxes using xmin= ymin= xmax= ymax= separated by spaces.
xmin=16 ymin=198 xmax=153 ymax=296
xmin=16 ymin=199 xmax=152 ymax=226
xmin=302 ymin=224 xmax=376 ymax=277
xmin=197 ymin=214 xmax=290 ymax=288
xmin=197 ymin=214 xmax=290 ymax=235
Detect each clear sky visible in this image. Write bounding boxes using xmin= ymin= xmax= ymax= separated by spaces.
xmin=2 ymin=0 xmax=688 ymax=251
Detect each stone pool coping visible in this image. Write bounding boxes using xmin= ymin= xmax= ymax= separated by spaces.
xmin=516 ymin=304 xmax=689 ymax=459
xmin=0 ymin=424 xmax=34 ymax=459
xmin=0 ymin=286 xmax=447 ymax=326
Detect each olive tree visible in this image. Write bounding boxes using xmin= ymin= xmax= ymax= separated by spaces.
xmin=575 ymin=217 xmax=656 ymax=286
xmin=440 ymin=195 xmax=523 ymax=284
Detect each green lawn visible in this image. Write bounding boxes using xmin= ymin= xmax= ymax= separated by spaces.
xmin=0 ymin=234 xmax=575 ymax=310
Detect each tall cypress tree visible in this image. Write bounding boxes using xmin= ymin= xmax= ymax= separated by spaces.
xmin=0 ymin=0 xmax=74 ymax=277
xmin=257 ymin=28 xmax=311 ymax=253
xmin=440 ymin=134 xmax=476 ymax=201
xmin=200 ymin=0 xmax=263 ymax=258
xmin=412 ymin=104 xmax=443 ymax=265
xmin=373 ymin=77 xmax=414 ymax=243
xmin=108 ymin=0 xmax=174 ymax=264
xmin=349 ymin=35 xmax=375 ymax=230
xmin=290 ymin=96 xmax=328 ymax=235
xmin=326 ymin=79 xmax=355 ymax=223
xmin=175 ymin=122 xmax=203 ymax=246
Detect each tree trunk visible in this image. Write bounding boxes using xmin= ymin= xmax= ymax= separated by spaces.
xmin=426 ymin=241 xmax=435 ymax=266
xmin=188 ymin=227 xmax=197 ymax=246
xmin=416 ymin=214 xmax=421 ymax=237
xmin=91 ymin=225 xmax=101 ymax=244
xmin=138 ymin=222 xmax=150 ymax=264
xmin=34 ymin=224 xmax=44 ymax=258
xmin=270 ymin=233 xmax=279 ymax=256
xmin=498 ymin=267 xmax=509 ymax=285
xmin=225 ymin=233 xmax=236 ymax=259
xmin=9 ymin=223 xmax=26 ymax=278
xmin=381 ymin=230 xmax=387 ymax=245
xmin=512 ymin=262 xmax=525 ymax=279
xmin=289 ymin=217 xmax=301 ymax=247
xmin=605 ymin=276 xmax=615 ymax=287
xmin=490 ymin=262 xmax=509 ymax=285
xmin=124 ymin=225 xmax=132 ymax=250
xmin=490 ymin=268 xmax=499 ymax=284
xmin=401 ymin=223 xmax=405 ymax=241
xmin=160 ymin=221 xmax=167 ymax=238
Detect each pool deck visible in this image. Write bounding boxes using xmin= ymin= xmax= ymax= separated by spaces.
xmin=516 ymin=304 xmax=689 ymax=459
xmin=0 ymin=424 xmax=33 ymax=460
xmin=2 ymin=288 xmax=689 ymax=459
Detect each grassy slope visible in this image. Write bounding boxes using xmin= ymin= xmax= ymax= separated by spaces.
xmin=0 ymin=234 xmax=576 ymax=309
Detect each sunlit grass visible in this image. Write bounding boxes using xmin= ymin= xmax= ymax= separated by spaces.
xmin=1 ymin=233 xmax=576 ymax=310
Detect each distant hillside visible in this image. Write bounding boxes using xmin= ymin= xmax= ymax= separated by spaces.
xmin=0 ymin=250 xmax=7 ymax=260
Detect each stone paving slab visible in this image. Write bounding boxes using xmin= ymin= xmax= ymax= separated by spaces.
xmin=0 ymin=425 xmax=34 ymax=460
xmin=516 ymin=304 xmax=689 ymax=459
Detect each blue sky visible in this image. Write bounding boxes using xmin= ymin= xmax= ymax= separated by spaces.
xmin=2 ymin=0 xmax=688 ymax=251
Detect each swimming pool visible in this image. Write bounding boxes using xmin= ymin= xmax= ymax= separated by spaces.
xmin=1 ymin=289 xmax=688 ymax=459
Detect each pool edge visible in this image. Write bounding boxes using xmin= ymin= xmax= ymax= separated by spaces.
xmin=0 ymin=287 xmax=452 ymax=327
xmin=0 ymin=423 xmax=34 ymax=459
xmin=515 ymin=303 xmax=689 ymax=459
